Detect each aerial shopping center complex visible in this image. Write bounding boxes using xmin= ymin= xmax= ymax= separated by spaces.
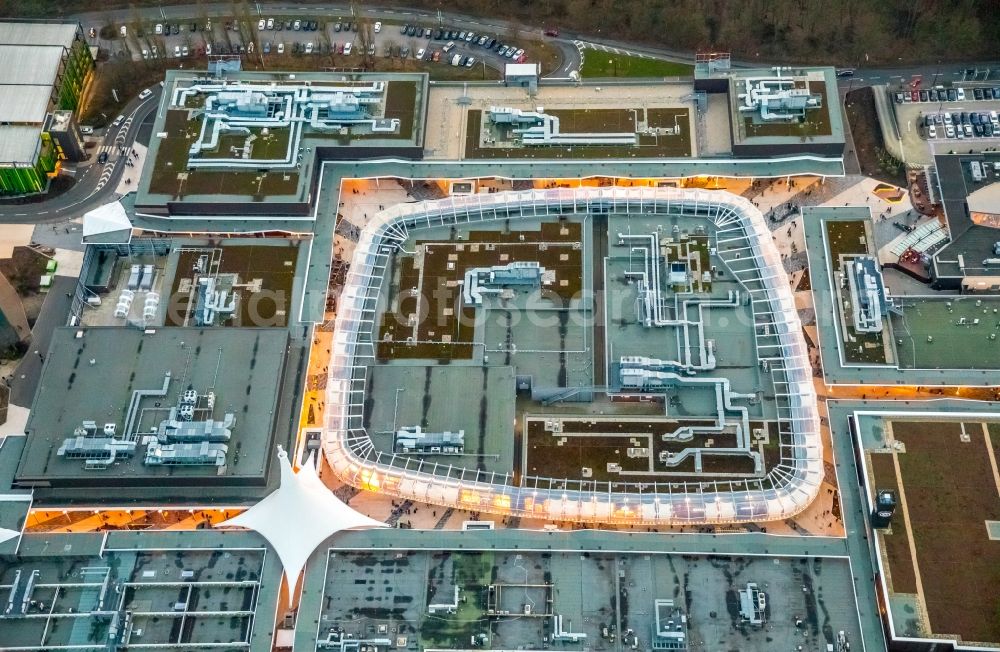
xmin=4 ymin=25 xmax=1000 ymax=651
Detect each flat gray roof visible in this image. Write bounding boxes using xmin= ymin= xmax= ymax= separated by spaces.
xmin=0 ymin=44 xmax=64 ymax=88
xmin=0 ymin=125 xmax=42 ymax=164
xmin=16 ymin=327 xmax=288 ymax=490
xmin=0 ymin=21 xmax=79 ymax=48
xmin=0 ymin=85 xmax=51 ymax=124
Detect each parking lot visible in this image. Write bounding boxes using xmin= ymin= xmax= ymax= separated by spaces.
xmin=892 ymin=84 xmax=1000 ymax=163
xmin=92 ymin=15 xmax=547 ymax=75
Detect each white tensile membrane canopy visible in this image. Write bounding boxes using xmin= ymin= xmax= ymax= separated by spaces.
xmin=219 ymin=447 xmax=387 ymax=593
xmin=82 ymin=200 xmax=132 ymax=238
xmin=0 ymin=527 xmax=18 ymax=546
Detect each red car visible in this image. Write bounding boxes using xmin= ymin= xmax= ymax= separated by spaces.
xmin=910 ymin=90 xmax=919 ymax=102
xmin=543 ymin=28 xmax=559 ymax=37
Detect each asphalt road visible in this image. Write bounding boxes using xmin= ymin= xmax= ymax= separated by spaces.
xmin=8 ymin=276 xmax=76 ymax=408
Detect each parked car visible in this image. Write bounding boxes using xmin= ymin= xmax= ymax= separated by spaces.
xmin=368 ymin=43 xmax=376 ymax=55
xmin=344 ymin=41 xmax=352 ymax=55
xmin=974 ymin=87 xmax=983 ymax=100
xmin=374 ymin=21 xmax=381 ymax=33
xmin=119 ymin=25 xmax=127 ymax=37
xmin=433 ymin=29 xmax=443 ymax=39
xmin=182 ymin=45 xmax=189 ymax=56
xmin=305 ymin=42 xmax=314 ymax=54
xmin=947 ymin=88 xmax=957 ymax=101
xmin=432 ymin=50 xmax=441 ymax=62
xmin=267 ymin=18 xmax=274 ymax=29
xmin=155 ymin=23 xmax=163 ymax=35
xmin=258 ymin=19 xmax=265 ymax=30
xmin=465 ymin=56 xmax=476 ymax=67
xmin=416 ymin=47 xmax=425 ymax=60
xmin=945 ymin=124 xmax=955 ymax=138
xmin=894 ymin=92 xmax=904 ymax=104
xmin=957 ymin=88 xmax=966 ymax=101
xmin=334 ymin=22 xmax=342 ymax=32
xmin=928 ymin=124 xmax=937 ymax=138
xmin=277 ymin=42 xmax=284 ymax=54
xmin=401 ymin=24 xmax=409 ymax=34
xmin=919 ymin=90 xmax=928 ymax=102
xmin=293 ymin=19 xmax=301 ymax=30
xmin=424 ymin=28 xmax=432 ymax=38
xmin=263 ymin=41 xmax=271 ymax=54
xmin=543 ymin=27 xmax=559 ymax=37
xmin=443 ymin=41 xmax=455 ymax=53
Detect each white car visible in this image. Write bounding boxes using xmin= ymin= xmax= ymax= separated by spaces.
xmin=374 ymin=21 xmax=381 ymax=33
xmin=119 ymin=25 xmax=127 ymax=37
xmin=205 ymin=43 xmax=211 ymax=55
xmin=957 ymin=88 xmax=966 ymax=101
xmin=138 ymin=88 xmax=152 ymax=100
xmin=182 ymin=45 xmax=189 ymax=56
xmin=305 ymin=42 xmax=314 ymax=54
xmin=293 ymin=19 xmax=301 ymax=30
xmin=277 ymin=42 xmax=284 ymax=54
xmin=155 ymin=23 xmax=163 ymax=35
xmin=80 ymin=125 xmax=94 ymax=135
xmin=173 ymin=45 xmax=180 ymax=57
xmin=111 ymin=115 xmax=124 ymax=127
xmin=945 ymin=124 xmax=955 ymax=138
xmin=416 ymin=47 xmax=425 ymax=60
xmin=465 ymin=56 xmax=475 ymax=67
xmin=258 ymin=19 xmax=265 ymax=30
xmin=343 ymin=42 xmax=352 ymax=55
xmin=266 ymin=18 xmax=274 ymax=29
xmin=927 ymin=124 xmax=936 ymax=138
xmin=142 ymin=49 xmax=149 ymax=59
